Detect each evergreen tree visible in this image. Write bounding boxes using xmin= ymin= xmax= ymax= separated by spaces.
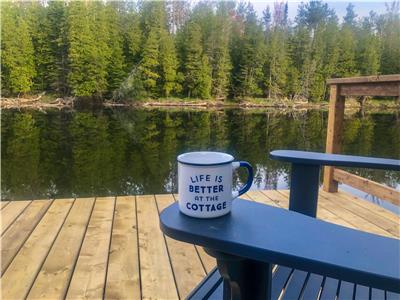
xmin=159 ymin=31 xmax=181 ymax=97
xmin=27 ymin=2 xmax=53 ymax=91
xmin=357 ymin=13 xmax=381 ymax=75
xmin=122 ymin=7 xmax=142 ymax=70
xmin=1 ymin=3 xmax=36 ymax=95
xmin=139 ymin=29 xmax=160 ymax=97
xmin=46 ymin=1 xmax=69 ymax=95
xmin=231 ymin=3 xmax=265 ymax=98
xmin=182 ymin=22 xmax=212 ymax=98
xmin=336 ymin=3 xmax=357 ymax=77
xmin=210 ymin=2 xmax=233 ymax=99
xmin=291 ymin=1 xmax=339 ymax=101
xmin=67 ymin=2 xmax=109 ymax=97
xmin=106 ymin=3 xmax=127 ymax=95
xmin=379 ymin=2 xmax=400 ymax=74
xmin=264 ymin=2 xmax=290 ymax=98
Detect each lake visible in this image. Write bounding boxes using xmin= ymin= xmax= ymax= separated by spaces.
xmin=1 ymin=108 xmax=399 ymax=205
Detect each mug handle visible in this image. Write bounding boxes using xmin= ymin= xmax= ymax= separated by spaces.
xmin=232 ymin=161 xmax=254 ymax=199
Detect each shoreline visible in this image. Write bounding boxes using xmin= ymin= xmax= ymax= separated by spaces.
xmin=1 ymin=97 xmax=399 ymax=111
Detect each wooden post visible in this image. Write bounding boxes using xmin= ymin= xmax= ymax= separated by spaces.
xmin=323 ymin=84 xmax=345 ymax=192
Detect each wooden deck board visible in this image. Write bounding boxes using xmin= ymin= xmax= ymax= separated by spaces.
xmin=1 ymin=199 xmax=74 ymax=299
xmin=1 ymin=189 xmax=398 ymax=299
xmin=27 ymin=198 xmax=95 ymax=299
xmin=136 ymin=195 xmax=178 ymax=300
xmin=1 ymin=201 xmax=10 ymax=209
xmin=104 ymin=196 xmax=141 ymax=300
xmin=1 ymin=200 xmax=52 ymax=274
xmin=173 ymin=193 xmax=216 ymax=274
xmin=66 ymin=197 xmax=115 ymax=299
xmin=1 ymin=200 xmax=32 ymax=235
xmin=155 ymin=194 xmax=207 ymax=299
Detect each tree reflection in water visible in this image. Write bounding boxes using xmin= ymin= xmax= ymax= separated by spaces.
xmin=1 ymin=108 xmax=399 ymax=200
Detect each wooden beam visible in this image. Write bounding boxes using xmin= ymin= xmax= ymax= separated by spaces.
xmin=339 ymin=82 xmax=399 ymax=97
xmin=327 ymin=75 xmax=400 ymax=85
xmin=323 ymin=84 xmax=345 ymax=192
xmin=333 ymin=168 xmax=400 ymax=206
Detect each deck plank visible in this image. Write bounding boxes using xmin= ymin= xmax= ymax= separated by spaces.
xmin=173 ymin=193 xmax=216 ymax=274
xmin=320 ymin=190 xmax=399 ymax=238
xmin=0 ymin=189 xmax=398 ymax=299
xmin=104 ymin=196 xmax=141 ymax=300
xmin=265 ymin=189 xmax=365 ymax=232
xmin=1 ymin=199 xmax=74 ymax=299
xmin=273 ymin=190 xmax=357 ymax=229
xmin=1 ymin=201 xmax=10 ymax=209
xmin=1 ymin=199 xmax=52 ymax=274
xmin=27 ymin=198 xmax=95 ymax=299
xmin=66 ymin=197 xmax=115 ymax=300
xmin=156 ymin=194 xmax=207 ymax=299
xmin=336 ymin=190 xmax=400 ymax=224
xmin=247 ymin=190 xmax=280 ymax=206
xmin=1 ymin=200 xmax=32 ymax=234
xmin=137 ymin=195 xmax=179 ymax=300
xmin=317 ymin=192 xmax=395 ymax=237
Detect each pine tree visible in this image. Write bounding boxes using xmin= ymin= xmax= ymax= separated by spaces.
xmin=139 ymin=29 xmax=160 ymax=97
xmin=291 ymin=1 xmax=339 ymax=101
xmin=46 ymin=1 xmax=69 ymax=95
xmin=357 ymin=13 xmax=380 ymax=75
xmin=336 ymin=4 xmax=358 ymax=77
xmin=264 ymin=2 xmax=290 ymax=98
xmin=106 ymin=3 xmax=127 ymax=96
xmin=67 ymin=2 xmax=109 ymax=97
xmin=122 ymin=7 xmax=142 ymax=71
xmin=379 ymin=2 xmax=400 ymax=74
xmin=159 ymin=31 xmax=181 ymax=97
xmin=231 ymin=3 xmax=265 ymax=98
xmin=182 ymin=22 xmax=212 ymax=98
xmin=27 ymin=2 xmax=53 ymax=92
xmin=1 ymin=2 xmax=36 ymax=95
xmin=210 ymin=2 xmax=233 ymax=99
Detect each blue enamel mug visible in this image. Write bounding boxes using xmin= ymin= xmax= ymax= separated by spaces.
xmin=177 ymin=151 xmax=253 ymax=218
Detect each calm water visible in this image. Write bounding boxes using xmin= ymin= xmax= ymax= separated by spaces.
xmin=1 ymin=108 xmax=399 ymax=203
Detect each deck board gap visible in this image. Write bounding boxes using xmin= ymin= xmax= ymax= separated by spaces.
xmin=1 ymin=201 xmax=10 ymax=210
xmin=172 ymin=193 xmax=209 ymax=276
xmin=134 ymin=196 xmax=143 ymax=300
xmin=25 ymin=199 xmax=75 ymax=298
xmin=2 ymin=200 xmax=33 ymax=236
xmin=317 ymin=192 xmax=396 ymax=238
xmin=102 ymin=196 xmax=117 ymax=300
xmin=63 ymin=198 xmax=97 ymax=298
xmin=1 ymin=199 xmax=54 ymax=276
xmin=154 ymin=195 xmax=181 ymax=300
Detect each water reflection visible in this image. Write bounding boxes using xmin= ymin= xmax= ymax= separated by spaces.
xmin=1 ymin=108 xmax=399 ymax=200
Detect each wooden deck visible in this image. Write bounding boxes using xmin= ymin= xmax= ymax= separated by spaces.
xmin=1 ymin=189 xmax=399 ymax=299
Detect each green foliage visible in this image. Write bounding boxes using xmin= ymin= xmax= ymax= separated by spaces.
xmin=1 ymin=3 xmax=36 ymax=95
xmin=1 ymin=0 xmax=399 ymax=101
xmin=159 ymin=31 xmax=181 ymax=97
xmin=67 ymin=2 xmax=109 ymax=97
xmin=379 ymin=2 xmax=400 ymax=74
xmin=106 ymin=3 xmax=127 ymax=94
xmin=182 ymin=22 xmax=212 ymax=98
xmin=231 ymin=3 xmax=265 ymax=98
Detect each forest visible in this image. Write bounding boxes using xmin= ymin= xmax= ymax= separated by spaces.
xmin=1 ymin=1 xmax=400 ymax=102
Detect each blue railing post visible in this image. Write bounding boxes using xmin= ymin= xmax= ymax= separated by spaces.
xmin=289 ymin=163 xmax=320 ymax=217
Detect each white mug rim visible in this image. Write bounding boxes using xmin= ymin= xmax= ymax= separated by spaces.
xmin=177 ymin=151 xmax=234 ymax=166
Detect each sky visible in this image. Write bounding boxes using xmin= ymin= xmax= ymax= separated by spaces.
xmin=250 ymin=0 xmax=390 ymax=21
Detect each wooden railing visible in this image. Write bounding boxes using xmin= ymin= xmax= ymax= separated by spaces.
xmin=322 ymin=75 xmax=400 ymax=205
xmin=332 ymin=168 xmax=400 ymax=206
